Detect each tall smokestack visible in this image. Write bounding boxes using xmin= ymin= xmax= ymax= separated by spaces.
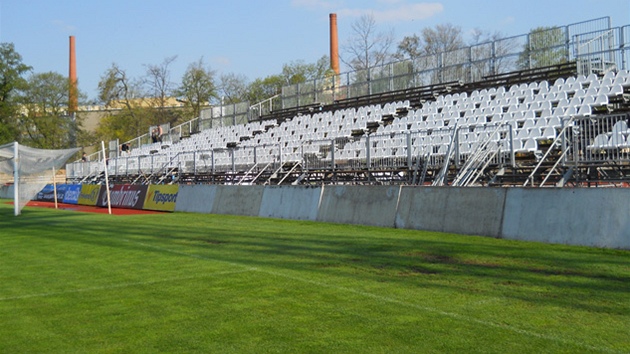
xmin=329 ymin=13 xmax=340 ymax=75
xmin=68 ymin=35 xmax=78 ymax=114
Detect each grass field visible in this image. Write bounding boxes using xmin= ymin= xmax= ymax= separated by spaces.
xmin=1 ymin=200 xmax=629 ymax=353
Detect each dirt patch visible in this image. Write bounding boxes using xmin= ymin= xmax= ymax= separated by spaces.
xmin=405 ymin=251 xmax=456 ymax=264
xmin=25 ymin=201 xmax=164 ymax=215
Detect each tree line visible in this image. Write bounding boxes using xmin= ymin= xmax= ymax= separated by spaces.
xmin=0 ymin=15 xmax=566 ymax=150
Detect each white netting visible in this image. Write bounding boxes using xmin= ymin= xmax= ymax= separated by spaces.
xmin=0 ymin=142 xmax=80 ymax=215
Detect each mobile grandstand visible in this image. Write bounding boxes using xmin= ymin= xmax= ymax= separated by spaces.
xmin=67 ymin=17 xmax=630 ymax=188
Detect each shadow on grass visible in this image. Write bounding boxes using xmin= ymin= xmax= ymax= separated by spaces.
xmin=2 ymin=204 xmax=629 ymax=317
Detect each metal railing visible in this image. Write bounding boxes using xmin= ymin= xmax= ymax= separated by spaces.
xmin=68 ymin=111 xmax=630 ymax=186
xmin=67 ymin=123 xmax=519 ymax=183
xmin=567 ymin=113 xmax=630 ymax=164
xmin=281 ymin=18 xmax=624 ymax=111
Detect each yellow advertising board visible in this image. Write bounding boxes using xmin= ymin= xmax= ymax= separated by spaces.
xmin=144 ymin=185 xmax=179 ymax=212
xmin=77 ymin=185 xmax=102 ymax=206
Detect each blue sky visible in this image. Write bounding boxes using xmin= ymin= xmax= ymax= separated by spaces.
xmin=2 ymin=0 xmax=629 ymax=102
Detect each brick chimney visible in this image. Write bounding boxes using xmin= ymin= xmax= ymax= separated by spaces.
xmin=69 ymin=35 xmax=78 ymax=114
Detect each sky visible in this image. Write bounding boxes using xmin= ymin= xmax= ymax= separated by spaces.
xmin=2 ymin=0 xmax=629 ymax=102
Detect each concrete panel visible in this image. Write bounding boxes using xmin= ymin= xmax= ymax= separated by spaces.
xmin=395 ymin=187 xmax=507 ymax=237
xmin=175 ymin=185 xmax=217 ymax=214
xmin=317 ymin=185 xmax=400 ymax=227
xmin=0 ymin=184 xmax=13 ymax=199
xmin=211 ymin=185 xmax=265 ymax=217
xmin=259 ymin=186 xmax=322 ymax=221
xmin=502 ymin=188 xmax=630 ymax=249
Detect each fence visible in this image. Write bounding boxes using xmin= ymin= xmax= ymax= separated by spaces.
xmin=567 ymin=113 xmax=630 ymax=164
xmin=281 ymin=18 xmax=628 ymax=111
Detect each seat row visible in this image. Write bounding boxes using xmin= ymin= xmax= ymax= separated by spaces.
xmin=120 ymin=71 xmax=627 ymax=167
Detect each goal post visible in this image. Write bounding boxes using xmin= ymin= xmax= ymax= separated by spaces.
xmin=0 ymin=142 xmax=80 ymax=216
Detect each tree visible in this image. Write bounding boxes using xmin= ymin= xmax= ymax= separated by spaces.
xmin=394 ymin=34 xmax=421 ymax=62
xmin=393 ymin=24 xmax=465 ymax=85
xmin=420 ymin=23 xmax=464 ymax=56
xmin=468 ymin=28 xmax=519 ymax=78
xmin=19 ymin=72 xmax=69 ymax=148
xmin=144 ymin=56 xmax=177 ymax=124
xmin=341 ymin=14 xmax=394 ymax=72
xmin=281 ymin=55 xmax=332 ymax=84
xmin=18 ymin=72 xmax=80 ymax=149
xmin=245 ymin=75 xmax=285 ymax=104
xmin=422 ymin=23 xmax=465 ymax=83
xmin=395 ymin=24 xmax=465 ymax=63
xmin=98 ymin=63 xmax=141 ymax=109
xmin=176 ymin=58 xmax=217 ymax=119
xmin=517 ymin=26 xmax=567 ymax=70
xmin=0 ymin=43 xmax=32 ymax=144
xmin=97 ymin=63 xmax=151 ymax=141
xmin=94 ymin=107 xmax=153 ymax=145
xmin=218 ymin=72 xmax=249 ymax=105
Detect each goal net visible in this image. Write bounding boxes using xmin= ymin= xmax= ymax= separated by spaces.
xmin=0 ymin=142 xmax=80 ymax=216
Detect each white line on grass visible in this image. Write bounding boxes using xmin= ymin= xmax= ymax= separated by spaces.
xmin=124 ymin=238 xmax=623 ymax=354
xmin=0 ymin=269 xmax=252 ymax=302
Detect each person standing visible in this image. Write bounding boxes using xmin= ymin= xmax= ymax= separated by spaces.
xmin=157 ymin=125 xmax=164 ymax=143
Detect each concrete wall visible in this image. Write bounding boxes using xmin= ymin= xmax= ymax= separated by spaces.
xmin=502 ymin=188 xmax=630 ymax=249
xmin=395 ymin=187 xmax=507 ymax=237
xmin=175 ymin=185 xmax=218 ymax=214
xmin=259 ymin=186 xmax=322 ymax=221
xmin=211 ymin=185 xmax=265 ymax=216
xmin=317 ymin=185 xmax=400 ymax=227
xmin=173 ymin=184 xmax=630 ymax=250
xmin=176 ymin=185 xmax=265 ymax=216
xmin=0 ymin=184 xmax=13 ymax=199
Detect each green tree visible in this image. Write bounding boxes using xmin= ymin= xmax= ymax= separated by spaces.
xmin=177 ymin=57 xmax=217 ymax=119
xmin=94 ymin=107 xmax=153 ymax=145
xmin=18 ymin=72 xmax=85 ymax=149
xmin=19 ymin=72 xmax=70 ymax=148
xmin=517 ymin=26 xmax=567 ymax=69
xmin=281 ymin=55 xmax=332 ymax=84
xmin=245 ymin=75 xmax=285 ymax=104
xmin=0 ymin=43 xmax=32 ymax=144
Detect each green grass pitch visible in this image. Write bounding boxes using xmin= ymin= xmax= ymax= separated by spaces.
xmin=0 ymin=200 xmax=628 ymax=353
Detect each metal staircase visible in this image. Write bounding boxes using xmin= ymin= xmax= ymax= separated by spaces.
xmin=432 ymin=127 xmax=459 ymax=186
xmin=451 ymin=124 xmax=508 ymax=187
xmin=523 ymin=118 xmax=576 ymax=187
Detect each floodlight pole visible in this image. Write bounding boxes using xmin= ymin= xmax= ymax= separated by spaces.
xmin=13 ymin=142 xmax=19 ymax=216
xmin=101 ymin=141 xmax=112 ymax=215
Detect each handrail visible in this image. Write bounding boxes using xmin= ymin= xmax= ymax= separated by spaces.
xmin=523 ymin=117 xmax=575 ymax=187
xmin=237 ymin=163 xmax=259 ymax=185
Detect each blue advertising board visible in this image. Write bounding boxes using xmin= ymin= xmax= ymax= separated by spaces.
xmin=62 ymin=184 xmax=82 ymax=204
